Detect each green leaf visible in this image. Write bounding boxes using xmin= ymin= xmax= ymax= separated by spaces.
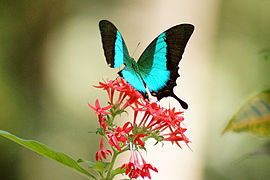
xmin=77 ymin=158 xmax=84 ymax=163
xmin=223 ymin=89 xmax=270 ymax=137
xmin=112 ymin=167 xmax=126 ymax=176
xmin=76 ymin=158 xmax=108 ymax=171
xmin=0 ymin=130 xmax=96 ymax=179
xmin=88 ymin=161 xmax=110 ymax=173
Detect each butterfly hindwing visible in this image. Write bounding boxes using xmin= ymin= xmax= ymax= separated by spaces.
xmin=119 ymin=69 xmax=146 ymax=93
xmin=99 ymin=20 xmax=130 ymax=68
xmin=137 ymin=24 xmax=194 ymax=109
xmin=138 ymin=32 xmax=170 ymax=92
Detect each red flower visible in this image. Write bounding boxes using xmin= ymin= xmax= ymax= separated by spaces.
xmin=121 ymin=87 xmax=143 ymax=110
xmin=163 ymin=128 xmax=190 ymax=148
xmin=98 ymin=115 xmax=107 ymax=130
xmin=93 ymin=80 xmax=115 ymax=104
xmin=133 ymin=134 xmax=147 ymax=147
xmin=95 ymin=137 xmax=113 ymax=161
xmin=114 ymin=122 xmax=133 ymax=143
xmin=107 ymin=132 xmax=122 ymax=151
xmin=141 ymin=163 xmax=158 ymax=179
xmin=121 ymin=149 xmax=158 ymax=179
xmin=88 ymin=99 xmax=112 ymax=116
xmin=121 ymin=162 xmax=140 ymax=179
xmin=106 ymin=122 xmax=133 ymax=151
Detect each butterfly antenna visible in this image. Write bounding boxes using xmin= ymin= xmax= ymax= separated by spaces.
xmin=132 ymin=42 xmax=141 ymax=57
xmin=171 ymin=93 xmax=188 ymax=110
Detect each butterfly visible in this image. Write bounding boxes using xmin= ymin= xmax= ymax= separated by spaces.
xmin=99 ymin=20 xmax=194 ymax=109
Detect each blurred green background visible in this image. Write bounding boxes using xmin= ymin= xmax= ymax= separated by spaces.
xmin=0 ymin=0 xmax=269 ymax=180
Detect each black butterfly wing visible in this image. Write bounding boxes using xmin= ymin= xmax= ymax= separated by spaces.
xmin=137 ymin=24 xmax=194 ymax=109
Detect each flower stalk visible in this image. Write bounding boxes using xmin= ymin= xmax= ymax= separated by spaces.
xmin=105 ymin=149 xmax=118 ymax=180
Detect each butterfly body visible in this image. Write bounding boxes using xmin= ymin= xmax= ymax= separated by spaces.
xmin=99 ymin=20 xmax=194 ymax=109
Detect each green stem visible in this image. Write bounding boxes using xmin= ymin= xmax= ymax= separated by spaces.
xmin=105 ymin=149 xmax=119 ymax=180
xmin=99 ymin=171 xmax=105 ymax=180
xmin=105 ymin=147 xmax=129 ymax=180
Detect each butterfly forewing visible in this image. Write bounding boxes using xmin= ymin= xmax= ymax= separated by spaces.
xmin=99 ymin=20 xmax=130 ymax=68
xmin=137 ymin=24 xmax=194 ymax=103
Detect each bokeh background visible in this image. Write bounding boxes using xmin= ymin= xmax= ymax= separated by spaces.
xmin=0 ymin=0 xmax=270 ymax=180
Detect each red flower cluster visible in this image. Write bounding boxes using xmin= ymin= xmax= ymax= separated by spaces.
xmin=132 ymin=101 xmax=189 ymax=148
xmin=93 ymin=78 xmax=143 ymax=109
xmin=88 ymin=78 xmax=189 ymax=179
